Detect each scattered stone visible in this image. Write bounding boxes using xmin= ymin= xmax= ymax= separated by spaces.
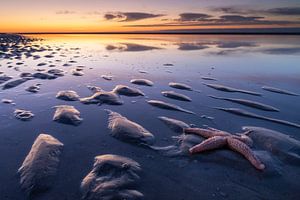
xmin=216 ymin=107 xmax=300 ymax=128
xmin=112 ymin=85 xmax=145 ymax=96
xmin=33 ymin=72 xmax=57 ymax=80
xmin=101 ymin=75 xmax=113 ymax=80
xmin=19 ymin=72 xmax=33 ymax=79
xmin=37 ymin=62 xmax=47 ymax=66
xmin=71 ymin=69 xmax=84 ymax=76
xmin=81 ymin=154 xmax=143 ymax=200
xmin=53 ymin=105 xmax=82 ymax=126
xmin=147 ymin=100 xmax=195 ymax=114
xmin=14 ymin=109 xmax=34 ymax=121
xmin=47 ymin=69 xmax=64 ymax=76
xmin=26 ymin=84 xmax=41 ymax=93
xmin=87 ymin=85 xmax=102 ymax=93
xmin=106 ymin=109 xmax=155 ymax=144
xmin=204 ymin=83 xmax=261 ymax=96
xmin=56 ymin=90 xmax=80 ymax=101
xmin=130 ymin=79 xmax=153 ymax=86
xmin=35 ymin=68 xmax=45 ymax=72
xmin=243 ymin=126 xmax=300 ymax=164
xmin=209 ymin=95 xmax=279 ymax=112
xmin=158 ymin=116 xmax=190 ymax=133
xmin=80 ymin=91 xmax=123 ymax=105
xmin=3 ymin=78 xmax=28 ymax=90
xmin=262 ymin=86 xmax=299 ymax=96
xmin=138 ymin=70 xmax=148 ymax=74
xmin=162 ymin=91 xmax=192 ymax=101
xmin=169 ymin=82 xmax=192 ymax=91
xmin=18 ymin=134 xmax=63 ymax=195
xmin=200 ymin=115 xmax=214 ymax=120
xmin=201 ymin=76 xmax=217 ymax=81
xmin=2 ymin=98 xmax=14 ymax=104
xmin=0 ymin=75 xmax=13 ymax=84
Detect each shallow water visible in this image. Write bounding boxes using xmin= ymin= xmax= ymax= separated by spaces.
xmin=0 ymin=34 xmax=300 ymax=200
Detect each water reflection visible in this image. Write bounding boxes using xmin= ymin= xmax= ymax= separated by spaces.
xmin=106 ymin=43 xmax=161 ymax=52
xmin=216 ymin=41 xmax=257 ymax=48
xmin=262 ymin=47 xmax=300 ymax=55
xmin=0 ymin=33 xmax=300 ymax=200
xmin=177 ymin=43 xmax=209 ymax=51
xmin=100 ymin=35 xmax=300 ymax=56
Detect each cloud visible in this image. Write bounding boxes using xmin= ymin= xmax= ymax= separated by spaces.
xmin=219 ymin=15 xmax=264 ymax=22
xmin=212 ymin=7 xmax=245 ymax=14
xmin=266 ymin=7 xmax=300 ymax=15
xmin=153 ymin=27 xmax=300 ymax=34
xmin=214 ymin=6 xmax=300 ymax=16
xmin=56 ymin=10 xmax=76 ymax=15
xmin=178 ymin=13 xmax=212 ymax=21
xmin=124 ymin=13 xmax=299 ymax=27
xmin=104 ymin=12 xmax=164 ymax=22
xmin=104 ymin=13 xmax=123 ymax=20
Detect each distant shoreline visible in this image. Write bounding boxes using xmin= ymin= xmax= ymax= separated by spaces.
xmin=2 ymin=28 xmax=300 ymax=35
xmin=6 ymin=32 xmax=300 ymax=35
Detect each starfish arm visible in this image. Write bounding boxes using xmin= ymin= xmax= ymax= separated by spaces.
xmin=189 ymin=136 xmax=227 ymax=154
xmin=230 ymin=135 xmax=253 ymax=147
xmin=227 ymin=137 xmax=265 ymax=170
xmin=207 ymin=127 xmax=231 ymax=136
xmin=185 ymin=128 xmax=230 ymax=138
xmin=184 ymin=128 xmax=216 ymax=138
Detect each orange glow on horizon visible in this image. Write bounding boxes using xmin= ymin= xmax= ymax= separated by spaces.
xmin=1 ymin=1 xmax=299 ymax=33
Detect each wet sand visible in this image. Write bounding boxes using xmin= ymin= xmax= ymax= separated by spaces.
xmin=0 ymin=34 xmax=300 ymax=200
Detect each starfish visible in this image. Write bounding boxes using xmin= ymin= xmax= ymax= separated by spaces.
xmin=185 ymin=128 xmax=265 ymax=171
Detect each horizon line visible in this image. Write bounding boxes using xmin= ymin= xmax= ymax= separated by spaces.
xmin=3 ymin=32 xmax=300 ymax=35
xmin=2 ymin=27 xmax=300 ymax=35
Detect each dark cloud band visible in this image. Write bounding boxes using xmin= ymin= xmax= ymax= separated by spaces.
xmin=213 ymin=6 xmax=300 ymax=16
xmin=104 ymin=12 xmax=164 ymax=22
xmin=124 ymin=13 xmax=299 ymax=27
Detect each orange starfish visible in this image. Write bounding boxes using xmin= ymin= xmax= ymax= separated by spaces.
xmin=185 ymin=128 xmax=265 ymax=171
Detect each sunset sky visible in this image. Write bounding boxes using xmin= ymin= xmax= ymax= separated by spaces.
xmin=1 ymin=0 xmax=300 ymax=33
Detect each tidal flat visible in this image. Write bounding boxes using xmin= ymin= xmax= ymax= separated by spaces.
xmin=0 ymin=34 xmax=300 ymax=200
